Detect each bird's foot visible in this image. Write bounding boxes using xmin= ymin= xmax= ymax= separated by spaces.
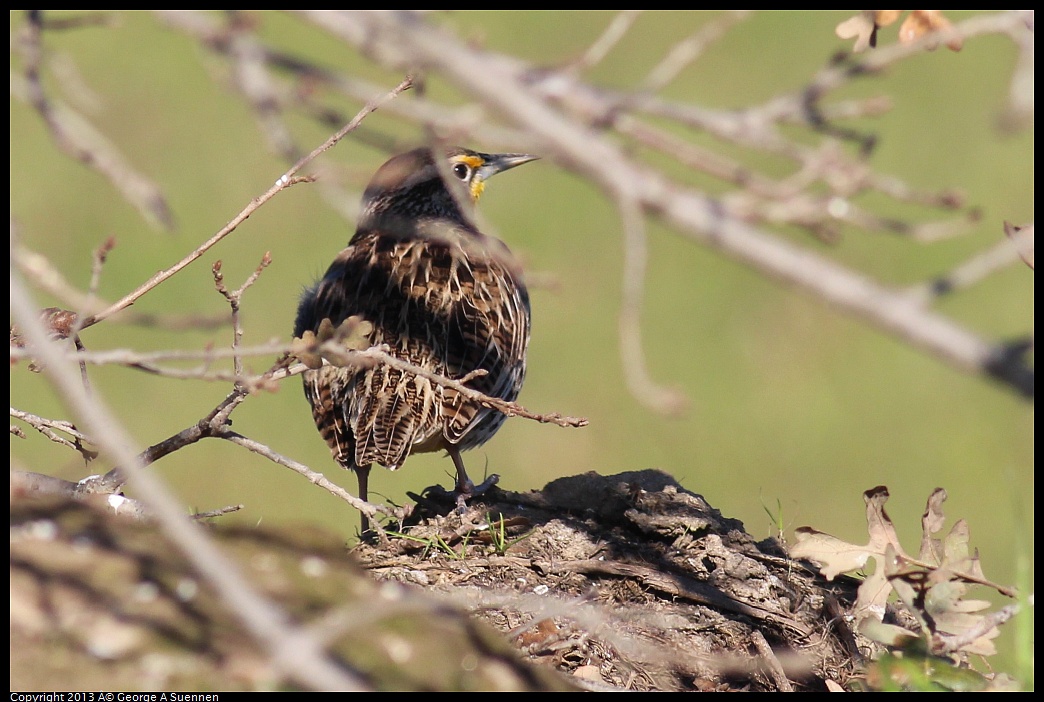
xmin=454 ymin=474 xmax=500 ymax=513
xmin=421 ymin=474 xmax=500 ymax=515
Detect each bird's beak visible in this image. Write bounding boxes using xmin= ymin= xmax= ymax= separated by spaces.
xmin=476 ymin=153 xmax=540 ymax=182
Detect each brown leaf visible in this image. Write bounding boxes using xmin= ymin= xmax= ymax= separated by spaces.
xmin=853 ymin=555 xmax=894 ymax=621
xmin=862 ymin=486 xmax=910 ymax=561
xmin=791 ymin=527 xmax=872 ymax=581
xmin=918 ymin=487 xmax=948 ymax=564
xmin=925 ymin=581 xmax=997 ymax=656
xmin=794 ymin=486 xmax=1015 ymax=662
xmin=837 ymin=11 xmax=963 ymax=53
xmin=900 ymin=10 xmax=963 ymax=51
xmin=290 ymin=330 xmax=324 ymax=370
xmin=10 ymin=307 xmax=82 ymax=372
xmin=835 ymin=11 xmax=879 ymax=53
xmin=334 ymin=316 xmax=375 ymax=351
xmin=316 ymin=317 xmax=335 ymax=342
xmin=791 ymin=486 xmax=910 ymax=621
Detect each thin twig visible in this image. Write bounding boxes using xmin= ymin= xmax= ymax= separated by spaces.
xmin=88 ymin=236 xmax=115 ymax=298
xmin=931 ymin=602 xmax=1020 ymax=656
xmin=78 ymin=75 xmax=413 ymax=330
xmin=213 ymin=252 xmax=272 ymax=379
xmin=10 ymin=236 xmax=231 ymax=330
xmin=9 ymin=340 xmax=290 ymax=366
xmin=193 ymin=504 xmax=246 ymax=520
xmin=10 ymin=407 xmax=98 ymax=462
xmin=309 ymin=342 xmax=590 ymax=429
xmin=220 ymin=430 xmax=405 ymax=529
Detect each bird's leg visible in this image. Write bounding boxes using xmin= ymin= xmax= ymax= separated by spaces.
xmin=448 ymin=446 xmax=499 ymax=513
xmin=355 ymin=463 xmax=372 ymax=535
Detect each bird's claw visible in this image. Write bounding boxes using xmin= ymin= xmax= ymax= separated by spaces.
xmin=454 ymin=474 xmax=500 ymax=513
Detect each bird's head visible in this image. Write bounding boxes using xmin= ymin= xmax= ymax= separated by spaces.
xmin=360 ymin=147 xmax=538 ymax=226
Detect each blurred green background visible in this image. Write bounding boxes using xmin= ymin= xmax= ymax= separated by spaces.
xmin=10 ymin=11 xmax=1033 ymax=674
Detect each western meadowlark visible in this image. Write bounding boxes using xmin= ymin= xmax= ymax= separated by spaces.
xmin=294 ymin=146 xmax=537 ymax=531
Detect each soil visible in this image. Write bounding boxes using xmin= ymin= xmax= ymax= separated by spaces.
xmin=10 ymin=469 xmax=874 ymax=691
xmin=354 ymin=469 xmax=872 ymax=691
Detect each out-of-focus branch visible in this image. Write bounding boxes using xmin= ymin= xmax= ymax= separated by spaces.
xmin=1004 ymin=222 xmax=1034 ymax=270
xmin=9 ymin=468 xmax=243 ymax=521
xmin=568 ymin=11 xmax=642 ymax=74
xmin=909 ymin=223 xmax=1036 ymax=303
xmin=1000 ymin=13 xmax=1034 ymax=130
xmin=299 ymin=10 xmax=1033 ymax=402
xmin=11 ymin=250 xmax=368 ymax=692
xmin=615 ymin=193 xmax=687 ymax=415
xmin=639 ymin=10 xmax=750 ymax=93
xmin=12 ymin=11 xmax=174 ymax=231
xmin=9 ymin=236 xmax=225 ymax=332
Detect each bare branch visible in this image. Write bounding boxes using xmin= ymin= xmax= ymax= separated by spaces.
xmin=931 ymin=602 xmax=1020 ymax=656
xmin=10 ymin=340 xmax=289 ymax=366
xmin=11 ymin=234 xmax=230 ymax=331
xmin=88 ymin=236 xmax=115 ymax=298
xmin=569 ymin=11 xmax=643 ymax=74
xmin=10 ymin=469 xmax=81 ymax=499
xmin=220 ymin=430 xmax=406 ymax=528
xmin=192 ymin=504 xmax=246 ymax=520
xmin=641 ymin=11 xmax=750 ymax=93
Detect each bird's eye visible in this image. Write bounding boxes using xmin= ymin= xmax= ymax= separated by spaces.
xmin=452 ymin=163 xmax=471 ymax=181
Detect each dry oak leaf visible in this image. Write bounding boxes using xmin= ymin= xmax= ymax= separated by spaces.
xmin=291 ymin=315 xmax=375 ymax=369
xmin=836 ymin=10 xmax=962 ymax=52
xmin=899 ymin=10 xmax=963 ymax=51
xmin=793 ymin=486 xmax=1012 ymax=660
xmin=10 ymin=307 xmax=81 ymax=372
xmin=887 ymin=488 xmax=1004 ymax=657
xmin=791 ymin=485 xmax=907 ymax=622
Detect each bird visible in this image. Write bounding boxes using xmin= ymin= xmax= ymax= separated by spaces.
xmin=294 ymin=146 xmax=537 ymax=533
